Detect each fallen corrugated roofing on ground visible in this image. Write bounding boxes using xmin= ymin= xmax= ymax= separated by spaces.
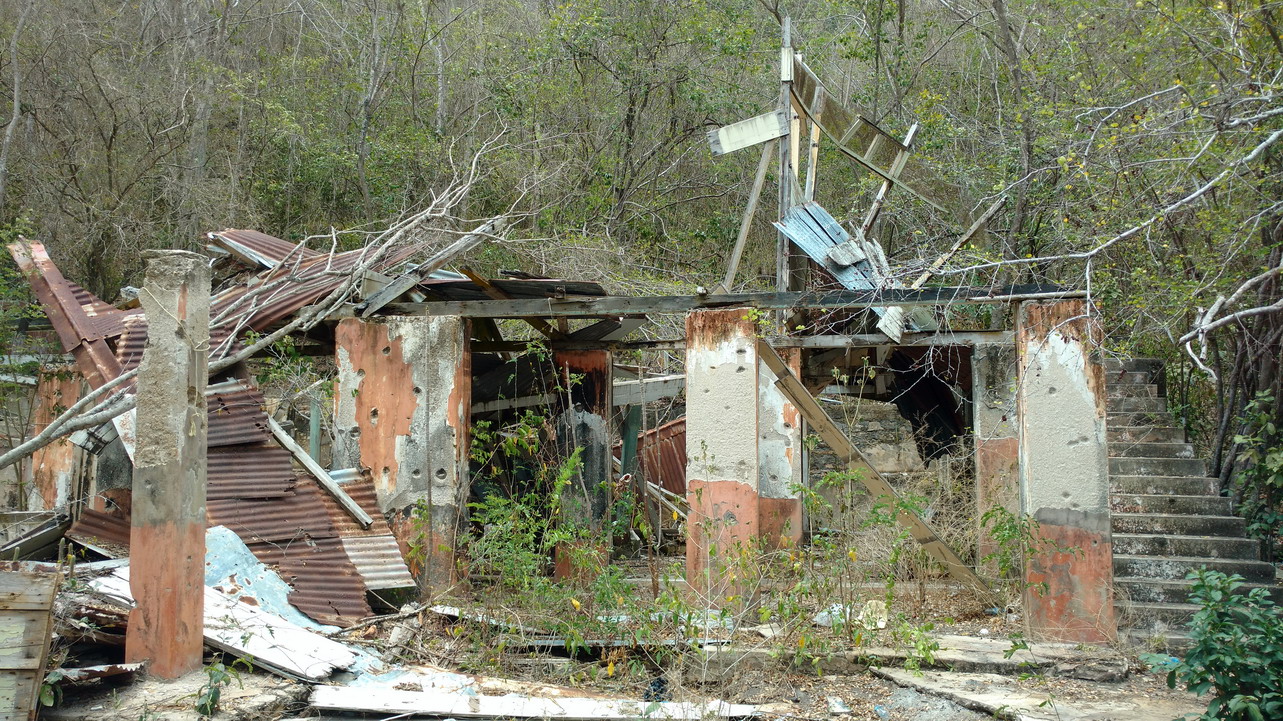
xmin=5 ymin=231 xmax=435 ymax=626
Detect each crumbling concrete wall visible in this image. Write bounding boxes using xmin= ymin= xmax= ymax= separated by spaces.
xmin=757 ymin=348 xmax=803 ymax=550
xmin=685 ymin=309 xmax=760 ymax=601
xmin=333 ymin=316 xmax=470 ymax=589
xmin=972 ymin=344 xmax=1020 ymax=568
xmin=1016 ymin=300 xmax=1115 ymax=643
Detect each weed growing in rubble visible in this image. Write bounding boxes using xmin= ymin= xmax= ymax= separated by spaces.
xmin=1143 ymin=569 xmax=1283 ymax=721
xmin=195 ymin=657 xmax=251 ymax=717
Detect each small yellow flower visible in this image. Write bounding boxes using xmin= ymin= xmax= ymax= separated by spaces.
xmin=607 ymin=661 xmax=615 ymax=677
xmin=571 ymin=598 xmax=581 ymax=611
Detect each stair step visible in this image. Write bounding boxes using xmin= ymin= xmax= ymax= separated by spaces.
xmin=1111 ymin=475 xmax=1219 ymax=496
xmin=1122 ymin=629 xmax=1193 ymax=653
xmin=1104 ymin=358 xmax=1165 ymax=375
xmin=1110 ymin=457 xmax=1207 ymax=477
xmin=1118 ymin=601 xmax=1200 ymax=626
xmin=1108 ymin=396 xmax=1167 ymax=413
xmin=1108 ymin=411 xmax=1177 ymax=427
xmin=1108 ymin=442 xmax=1195 ymax=459
xmin=1107 ymin=383 xmax=1158 ymax=398
xmin=1110 ymin=494 xmax=1232 ymax=515
xmin=1108 ymin=426 xmax=1185 ymax=443
xmin=1115 ymin=576 xmax=1283 ymax=604
xmin=1114 ymin=554 xmax=1276 ymax=582
xmin=1113 ymin=512 xmax=1244 ymax=536
xmin=1107 ymin=371 xmax=1155 ymax=385
xmin=1112 ymin=532 xmax=1259 ymax=559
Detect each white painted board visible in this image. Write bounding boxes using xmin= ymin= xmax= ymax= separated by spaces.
xmin=707 ymin=111 xmax=789 ymax=156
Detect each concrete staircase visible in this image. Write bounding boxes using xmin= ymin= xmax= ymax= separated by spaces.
xmin=1106 ymin=358 xmax=1280 ymax=648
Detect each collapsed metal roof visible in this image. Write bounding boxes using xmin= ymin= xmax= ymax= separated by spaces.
xmin=8 ymin=232 xmax=431 ymax=625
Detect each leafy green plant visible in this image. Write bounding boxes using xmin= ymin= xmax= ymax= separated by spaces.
xmin=1142 ymin=569 xmax=1283 ymax=721
xmin=980 ymin=505 xmax=1081 ymax=597
xmin=1233 ymin=393 xmax=1283 ymax=561
xmin=195 ymin=657 xmax=252 ymax=717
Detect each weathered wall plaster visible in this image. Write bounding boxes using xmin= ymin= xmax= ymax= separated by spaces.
xmin=1016 ymin=300 xmax=1114 ymax=643
xmin=685 ymin=309 xmax=760 ymax=602
xmin=972 ymin=344 xmax=1020 ymax=566
xmin=30 ymin=368 xmax=83 ymax=510
xmin=333 ymin=316 xmax=470 ymax=588
xmin=757 ymin=348 xmax=802 ymax=549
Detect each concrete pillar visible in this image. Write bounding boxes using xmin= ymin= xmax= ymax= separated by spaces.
xmin=757 ymin=348 xmax=803 ymax=550
xmin=685 ymin=309 xmax=760 ymax=603
xmin=1016 ymin=300 xmax=1116 ymax=643
xmin=972 ymin=344 xmax=1020 ymax=571
xmin=334 ymin=316 xmax=470 ymax=590
xmin=127 ymin=250 xmax=209 ymax=679
xmin=552 ymin=350 xmax=612 ymax=580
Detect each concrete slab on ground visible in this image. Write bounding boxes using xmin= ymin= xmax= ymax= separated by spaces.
xmin=874 ymin=668 xmax=1203 ymax=721
xmin=694 ymin=634 xmax=1127 ymax=682
xmin=43 ymin=669 xmax=307 ymax=721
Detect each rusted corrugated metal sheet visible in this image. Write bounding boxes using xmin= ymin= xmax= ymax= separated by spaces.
xmin=207 ymin=445 xmax=296 ymax=499
xmin=207 ymin=482 xmax=337 ymax=544
xmin=208 ymin=229 xmax=322 ymax=268
xmin=321 ymin=475 xmax=415 ymax=591
xmin=67 ymin=508 xmax=131 ymax=554
xmin=245 ymin=537 xmax=371 ymax=624
xmin=207 ymin=389 xmax=271 ymax=447
xmin=637 ymin=417 xmax=687 ymax=496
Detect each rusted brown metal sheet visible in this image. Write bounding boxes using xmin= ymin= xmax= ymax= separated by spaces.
xmin=207 ymin=445 xmax=296 ymax=499
xmin=246 ymin=536 xmax=371 ymax=624
xmin=637 ymin=418 xmax=687 ymax=496
xmin=67 ymin=508 xmax=131 ymax=555
xmin=207 ymin=483 xmax=338 ymax=544
xmin=209 ymin=229 xmax=323 ymax=268
xmin=320 ymin=475 xmax=415 ymax=591
xmin=207 ymin=388 xmax=272 ymax=448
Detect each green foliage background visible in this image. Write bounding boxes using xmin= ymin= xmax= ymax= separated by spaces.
xmin=0 ymin=0 xmax=1278 ymax=411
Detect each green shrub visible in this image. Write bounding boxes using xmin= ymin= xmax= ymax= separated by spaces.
xmin=1142 ymin=569 xmax=1283 ymax=721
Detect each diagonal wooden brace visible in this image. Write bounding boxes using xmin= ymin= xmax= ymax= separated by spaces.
xmin=755 ymin=339 xmax=996 ymax=601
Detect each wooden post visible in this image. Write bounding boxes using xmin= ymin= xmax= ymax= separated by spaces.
xmin=127 ymin=250 xmax=209 ymax=679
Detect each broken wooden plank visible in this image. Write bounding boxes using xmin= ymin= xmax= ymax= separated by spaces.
xmin=373 ymin=285 xmax=1083 ymax=318
xmin=611 ymin=374 xmax=685 ymax=407
xmin=908 ymin=198 xmax=1006 ymax=290
xmin=90 ymin=569 xmax=357 ymax=682
xmin=714 ymin=140 xmax=775 ymax=294
xmin=358 ymin=216 xmax=509 ymax=317
xmin=311 ymin=684 xmax=756 ymax=719
xmin=0 ymin=567 xmax=57 ymax=720
xmin=767 ymin=331 xmax=1014 ymax=348
xmin=470 ymin=393 xmax=558 ymax=414
xmin=706 ymin=111 xmax=789 ymax=156
xmin=459 ymin=267 xmax=565 ymax=340
xmin=266 ymin=416 xmax=374 ymax=529
xmin=755 ymin=340 xmax=995 ymax=601
xmin=861 ymin=123 xmax=919 ymax=236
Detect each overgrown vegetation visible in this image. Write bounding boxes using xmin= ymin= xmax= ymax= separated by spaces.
xmin=1144 ymin=570 xmax=1283 ymax=721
